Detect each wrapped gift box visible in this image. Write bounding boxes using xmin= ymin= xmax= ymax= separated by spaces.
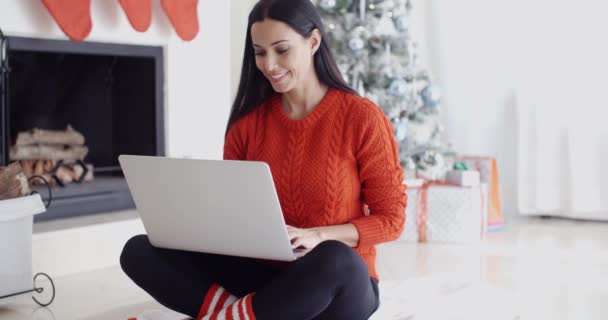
xmin=446 ymin=170 xmax=480 ymax=187
xmin=399 ymin=182 xmax=488 ymax=243
xmin=457 ymin=156 xmax=503 ymax=230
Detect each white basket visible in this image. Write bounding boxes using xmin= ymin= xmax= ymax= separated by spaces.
xmin=0 ymin=194 xmax=46 ymax=297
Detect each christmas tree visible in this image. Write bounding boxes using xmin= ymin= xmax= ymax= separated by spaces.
xmin=314 ymin=0 xmax=454 ymax=180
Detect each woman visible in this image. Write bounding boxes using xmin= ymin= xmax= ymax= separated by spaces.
xmin=120 ymin=0 xmax=406 ymax=319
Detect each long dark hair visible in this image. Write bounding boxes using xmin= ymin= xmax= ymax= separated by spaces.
xmin=226 ymin=0 xmax=357 ymax=134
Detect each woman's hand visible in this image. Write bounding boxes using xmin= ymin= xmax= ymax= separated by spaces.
xmin=287 ymin=224 xmax=361 ymax=254
xmin=287 ymin=225 xmax=325 ymax=253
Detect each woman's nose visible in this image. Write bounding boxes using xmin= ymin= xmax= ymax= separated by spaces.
xmin=265 ymin=57 xmax=278 ymax=72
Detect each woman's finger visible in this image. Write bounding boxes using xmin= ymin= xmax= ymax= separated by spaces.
xmin=287 ymin=228 xmax=299 ymax=240
xmin=287 ymin=226 xmax=297 ymax=237
xmin=292 ymin=238 xmax=303 ymax=249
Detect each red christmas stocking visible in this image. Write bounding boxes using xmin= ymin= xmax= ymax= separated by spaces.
xmin=119 ymin=0 xmax=152 ymax=32
xmin=161 ymin=0 xmax=200 ymax=41
xmin=40 ymin=0 xmax=92 ymax=41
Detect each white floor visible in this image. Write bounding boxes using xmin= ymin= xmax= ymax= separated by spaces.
xmin=2 ymin=216 xmax=608 ymax=320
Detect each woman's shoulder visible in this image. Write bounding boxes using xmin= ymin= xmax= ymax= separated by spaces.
xmin=336 ymin=89 xmax=386 ymax=120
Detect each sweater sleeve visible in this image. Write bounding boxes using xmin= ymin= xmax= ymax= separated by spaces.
xmin=349 ymin=100 xmax=407 ymax=250
xmin=223 ymin=116 xmax=249 ymax=161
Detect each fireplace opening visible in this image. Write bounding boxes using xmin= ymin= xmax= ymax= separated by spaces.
xmin=0 ymin=36 xmax=164 ymax=222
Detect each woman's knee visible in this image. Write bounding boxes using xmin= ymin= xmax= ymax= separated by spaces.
xmin=312 ymin=240 xmax=368 ymax=278
xmin=120 ymin=234 xmax=152 ymax=275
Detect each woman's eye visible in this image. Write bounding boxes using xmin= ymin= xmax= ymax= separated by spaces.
xmin=277 ymin=48 xmax=289 ymax=54
xmin=254 ymin=51 xmax=265 ymax=56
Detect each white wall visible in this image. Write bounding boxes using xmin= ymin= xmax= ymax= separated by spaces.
xmin=230 ymin=0 xmax=258 ymax=99
xmin=423 ymin=1 xmax=518 ymax=216
xmin=0 ymin=0 xmax=231 ymax=160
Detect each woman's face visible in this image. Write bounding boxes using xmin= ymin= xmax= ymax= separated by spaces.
xmin=251 ymin=18 xmax=320 ymax=93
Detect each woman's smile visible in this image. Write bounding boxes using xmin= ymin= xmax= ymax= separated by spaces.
xmin=269 ymin=71 xmax=289 ymax=83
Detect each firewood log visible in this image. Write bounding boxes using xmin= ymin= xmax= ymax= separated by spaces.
xmin=20 ymin=160 xmax=34 ymax=177
xmin=43 ymin=160 xmax=56 ymax=172
xmin=0 ymin=162 xmax=31 ymax=200
xmin=55 ymin=166 xmax=73 ymax=185
xmin=15 ymin=125 xmax=85 ymax=146
xmin=72 ymin=163 xmax=95 ymax=182
xmin=34 ymin=160 xmax=45 ymax=176
xmin=10 ymin=145 xmax=89 ymax=161
xmin=70 ymin=164 xmax=81 ymax=182
xmin=30 ymin=173 xmax=55 ymax=187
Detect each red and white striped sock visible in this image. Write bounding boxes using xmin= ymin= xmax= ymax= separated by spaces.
xmin=196 ymin=284 xmax=241 ymax=319
xmin=197 ymin=289 xmax=256 ymax=320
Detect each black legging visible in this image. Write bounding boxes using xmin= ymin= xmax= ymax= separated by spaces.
xmin=120 ymin=235 xmax=379 ymax=320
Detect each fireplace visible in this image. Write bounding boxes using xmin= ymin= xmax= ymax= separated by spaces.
xmin=0 ymin=36 xmax=164 ymax=222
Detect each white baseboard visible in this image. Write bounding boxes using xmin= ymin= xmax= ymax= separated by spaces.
xmin=32 ymin=211 xmax=145 ymax=278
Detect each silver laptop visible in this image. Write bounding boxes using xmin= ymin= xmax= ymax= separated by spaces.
xmin=118 ymin=155 xmax=303 ymax=261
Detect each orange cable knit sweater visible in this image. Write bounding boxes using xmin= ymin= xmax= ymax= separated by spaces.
xmin=223 ymin=88 xmax=407 ymax=280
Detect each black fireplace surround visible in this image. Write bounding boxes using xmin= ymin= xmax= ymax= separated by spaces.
xmin=0 ymin=36 xmax=165 ymax=222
